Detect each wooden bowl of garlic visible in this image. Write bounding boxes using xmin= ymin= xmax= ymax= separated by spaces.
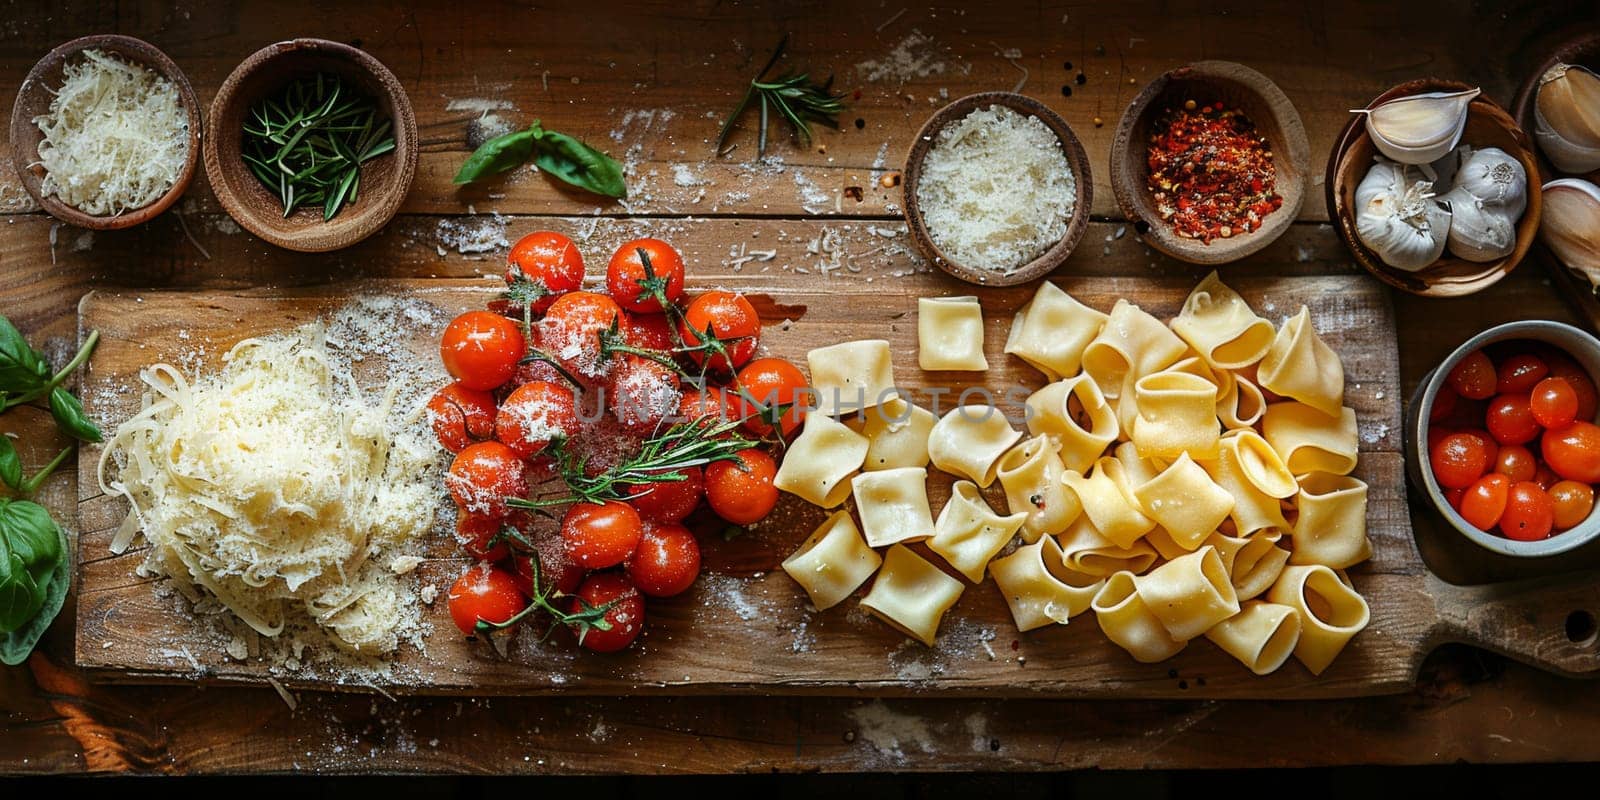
xmin=1328 ymin=79 xmax=1543 ymax=297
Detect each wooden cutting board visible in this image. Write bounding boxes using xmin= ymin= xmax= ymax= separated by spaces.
xmin=73 ymin=274 xmax=1600 ymax=698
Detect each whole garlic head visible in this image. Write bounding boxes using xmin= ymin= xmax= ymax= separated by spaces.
xmin=1451 ymin=146 xmax=1528 ymax=217
xmin=1440 ymin=185 xmax=1516 ymax=262
xmin=1354 ymin=159 xmax=1452 ymax=271
xmin=1540 ymin=178 xmax=1600 ymax=289
xmin=1535 ymin=63 xmax=1600 ymax=174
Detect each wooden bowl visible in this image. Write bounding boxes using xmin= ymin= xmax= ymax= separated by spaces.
xmin=1109 ymin=60 xmax=1309 ymax=265
xmin=1327 ymin=79 xmax=1542 ymax=297
xmin=204 ymin=39 xmax=417 ymax=253
xmin=901 ymin=92 xmax=1093 ymax=286
xmin=9 ymin=35 xmax=200 ymax=230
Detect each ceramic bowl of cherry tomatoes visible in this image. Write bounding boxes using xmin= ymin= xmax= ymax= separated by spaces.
xmin=1406 ymin=320 xmax=1600 ymax=557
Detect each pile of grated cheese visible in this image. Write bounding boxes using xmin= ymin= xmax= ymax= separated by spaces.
xmin=32 ymin=48 xmax=189 ymax=216
xmin=98 ymin=324 xmax=440 ymax=657
xmin=914 ymin=105 xmax=1077 ymax=274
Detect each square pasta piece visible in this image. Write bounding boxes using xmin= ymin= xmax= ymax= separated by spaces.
xmin=918 ymin=296 xmax=988 ymax=371
xmin=860 ymin=544 xmax=965 ymax=646
xmin=807 ymin=339 xmax=895 ymax=416
xmin=781 ymin=510 xmax=882 ymax=610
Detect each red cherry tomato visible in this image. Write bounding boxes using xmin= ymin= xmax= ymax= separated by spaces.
xmin=455 ymin=511 xmax=515 ymax=561
xmin=1544 ymin=352 xmax=1599 ymax=421
xmin=1501 ymin=482 xmax=1555 ymax=541
xmin=624 ymin=311 xmax=677 ymax=352
xmin=606 ymin=237 xmax=686 ymax=314
xmin=447 ymin=441 xmax=529 ymax=518
xmin=441 ymin=310 xmax=527 ymax=391
xmin=1485 ymin=393 xmax=1541 ymax=445
xmin=561 ymin=500 xmax=644 ymax=569
xmin=539 ymin=291 xmax=624 ymax=381
xmin=496 ymin=380 xmax=580 ymax=460
xmin=677 ymin=387 xmax=743 ymax=429
xmin=1549 ymin=480 xmax=1596 ymax=530
xmin=679 ymin=291 xmax=760 ymax=372
xmin=505 ymin=231 xmax=585 ymax=314
xmin=705 ymin=448 xmax=779 ymax=525
xmin=570 ymin=572 xmax=645 ymax=652
xmin=1495 ymin=353 xmax=1549 ymax=394
xmin=1447 ymin=350 xmax=1497 ymax=400
xmin=606 ymin=355 xmax=683 ymax=433
xmin=735 ymin=357 xmax=810 ymax=438
xmin=1427 ymin=425 xmax=1452 ymax=454
xmin=626 ymin=521 xmax=702 ymax=597
xmin=426 ymin=382 xmax=498 ymax=453
xmin=1430 ymin=384 xmax=1459 ymax=422
xmin=1430 ymin=432 xmax=1493 ymax=489
xmin=1542 ymin=421 xmax=1600 ymax=483
xmin=625 ymin=466 xmax=704 ymax=523
xmin=447 ymin=564 xmax=525 ymax=636
xmin=1534 ymin=463 xmax=1561 ymax=490
xmin=1493 ymin=444 xmax=1537 ymax=483
xmin=1445 ymin=487 xmax=1466 ymax=511
xmin=1531 ymin=377 xmax=1580 ymax=429
xmin=1458 ymin=473 xmax=1510 ymax=531
xmin=509 ymin=532 xmax=585 ymax=598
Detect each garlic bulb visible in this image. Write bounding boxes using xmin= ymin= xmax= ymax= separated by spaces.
xmin=1354 ymin=159 xmax=1451 ymax=271
xmin=1451 ymin=146 xmax=1528 ymax=217
xmin=1440 ymin=186 xmax=1516 ymax=262
xmin=1534 ymin=63 xmax=1600 ymax=174
xmin=1359 ymin=88 xmax=1479 ymax=165
xmin=1540 ymin=178 xmax=1600 ymax=289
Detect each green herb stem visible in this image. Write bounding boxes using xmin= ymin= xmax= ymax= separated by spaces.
xmin=19 ymin=445 xmax=72 ymax=496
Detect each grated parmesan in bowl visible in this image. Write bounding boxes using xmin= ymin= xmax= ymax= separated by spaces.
xmin=910 ymin=103 xmax=1079 ymax=276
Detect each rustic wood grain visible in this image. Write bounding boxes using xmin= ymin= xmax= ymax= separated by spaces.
xmin=2 ymin=0 xmax=1600 ymax=774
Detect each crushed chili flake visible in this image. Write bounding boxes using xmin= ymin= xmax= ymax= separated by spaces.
xmin=1146 ymin=103 xmax=1282 ymax=243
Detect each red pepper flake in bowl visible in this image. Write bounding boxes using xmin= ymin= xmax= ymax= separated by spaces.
xmin=1146 ymin=103 xmax=1283 ymax=243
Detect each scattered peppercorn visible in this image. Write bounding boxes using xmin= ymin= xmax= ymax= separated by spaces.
xmin=854 ymin=118 xmax=865 ymax=130
xmin=1063 ymin=61 xmax=1073 ymax=70
xmin=1061 ymin=85 xmax=1073 ymax=97
xmin=1075 ymin=72 xmax=1087 ymax=85
xmin=844 ymin=185 xmax=864 ymax=202
xmin=1145 ymin=101 xmax=1282 ymax=244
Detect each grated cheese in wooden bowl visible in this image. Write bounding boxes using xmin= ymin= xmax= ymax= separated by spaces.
xmin=32 ymin=49 xmax=189 ymax=216
xmin=913 ymin=105 xmax=1077 ymax=274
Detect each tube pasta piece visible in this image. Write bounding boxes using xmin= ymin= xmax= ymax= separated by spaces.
xmin=1024 ymin=375 xmax=1118 ymax=474
xmin=918 ymin=296 xmax=989 ymax=371
xmin=1290 ymin=472 xmax=1372 ymax=569
xmin=807 ymin=339 xmax=895 ymax=415
xmin=1170 ymin=272 xmax=1276 ymax=369
xmin=1061 ymin=456 xmax=1155 ymax=549
xmin=1204 ymin=601 xmax=1302 ymax=675
xmin=1058 ymin=516 xmax=1158 ymax=577
xmin=860 ymin=544 xmax=965 ymax=646
xmin=773 ymin=412 xmax=870 ymax=507
xmin=1203 ymin=530 xmax=1290 ymax=601
xmin=928 ymin=481 xmax=1027 ymax=582
xmin=1093 ymin=571 xmax=1187 ymax=663
xmin=1262 ymin=403 xmax=1360 ymax=477
xmin=990 ymin=535 xmax=1104 ymax=631
xmin=1081 ymin=299 xmax=1189 ymax=398
xmin=1135 ymin=547 xmax=1241 ymax=641
xmin=1133 ymin=453 xmax=1235 ymax=550
xmin=851 ymin=467 xmax=935 ymax=548
xmin=1201 ymin=430 xmax=1293 ymax=535
xmin=1257 ymin=306 xmax=1345 ymax=417
xmin=928 ymin=405 xmax=1023 ymax=487
xmin=997 ymin=436 xmax=1081 ymax=543
xmin=1130 ymin=370 xmax=1220 ymax=460
xmin=1004 ymin=281 xmax=1107 ymax=380
xmin=1267 ymin=565 xmax=1370 ymax=675
xmin=1216 ymin=369 xmax=1267 ymax=429
xmin=781 ymin=510 xmax=883 ymax=610
xmin=849 ymin=394 xmax=936 ymax=471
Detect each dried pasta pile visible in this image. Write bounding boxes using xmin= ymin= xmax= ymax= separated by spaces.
xmin=777 ymin=273 xmax=1371 ymax=677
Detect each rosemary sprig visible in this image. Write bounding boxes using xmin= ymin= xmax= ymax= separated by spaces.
xmin=716 ymin=35 xmax=848 ymax=158
xmin=242 ymin=72 xmax=396 ymax=220
xmin=509 ymin=416 xmax=758 ymax=510
xmin=475 ymin=550 xmax=617 ymax=645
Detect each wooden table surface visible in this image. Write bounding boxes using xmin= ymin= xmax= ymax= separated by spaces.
xmin=3 ymin=0 xmax=1600 ymax=774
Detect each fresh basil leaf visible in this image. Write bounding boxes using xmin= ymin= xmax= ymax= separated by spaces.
xmin=0 ymin=314 xmax=50 ymax=394
xmin=532 ymin=127 xmax=628 ymax=199
xmin=0 ymin=555 xmax=43 ymax=633
xmin=452 ymin=125 xmax=540 ymax=184
xmin=0 ymin=436 xmax=19 ymax=491
xmin=49 ymin=387 xmax=101 ymax=443
xmin=0 ymin=499 xmax=62 ymax=633
xmin=0 ymin=526 xmax=69 ymax=665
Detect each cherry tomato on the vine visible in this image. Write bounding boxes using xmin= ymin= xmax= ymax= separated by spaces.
xmin=441 ymin=310 xmax=527 ymax=391
xmin=1531 ymin=377 xmax=1580 ymax=429
xmin=570 ymin=572 xmax=645 ymax=652
xmin=447 ymin=564 xmax=525 ymax=636
xmin=426 ymin=382 xmax=498 ymax=453
xmin=1501 ymin=482 xmax=1555 ymax=541
xmin=505 ymin=231 xmax=585 ymax=314
xmin=1430 ymin=431 xmax=1493 ymax=489
xmin=626 ymin=521 xmax=702 ymax=597
xmin=561 ymin=500 xmax=644 ymax=569
xmin=540 ymin=291 xmax=624 ymax=380
xmin=446 ymin=441 xmax=529 ymax=518
xmin=735 ymin=357 xmax=810 ymax=438
xmin=606 ymin=355 xmax=683 ymax=433
xmin=1542 ymin=421 xmax=1600 ymax=483
xmin=625 ymin=465 xmax=704 ymax=524
xmin=455 ymin=510 xmax=516 ymax=562
xmin=606 ymin=237 xmax=686 ymax=314
xmin=705 ymin=448 xmax=779 ymax=525
xmin=1447 ymin=350 xmax=1497 ymax=400
xmin=496 ymin=380 xmax=580 ymax=460
xmin=624 ymin=311 xmax=677 ymax=353
xmin=679 ymin=291 xmax=760 ymax=372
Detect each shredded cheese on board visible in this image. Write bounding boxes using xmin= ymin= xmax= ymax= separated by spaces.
xmin=98 ymin=324 xmax=440 ymax=656
xmin=914 ymin=105 xmax=1076 ymax=273
xmin=33 ymin=49 xmax=188 ymax=216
